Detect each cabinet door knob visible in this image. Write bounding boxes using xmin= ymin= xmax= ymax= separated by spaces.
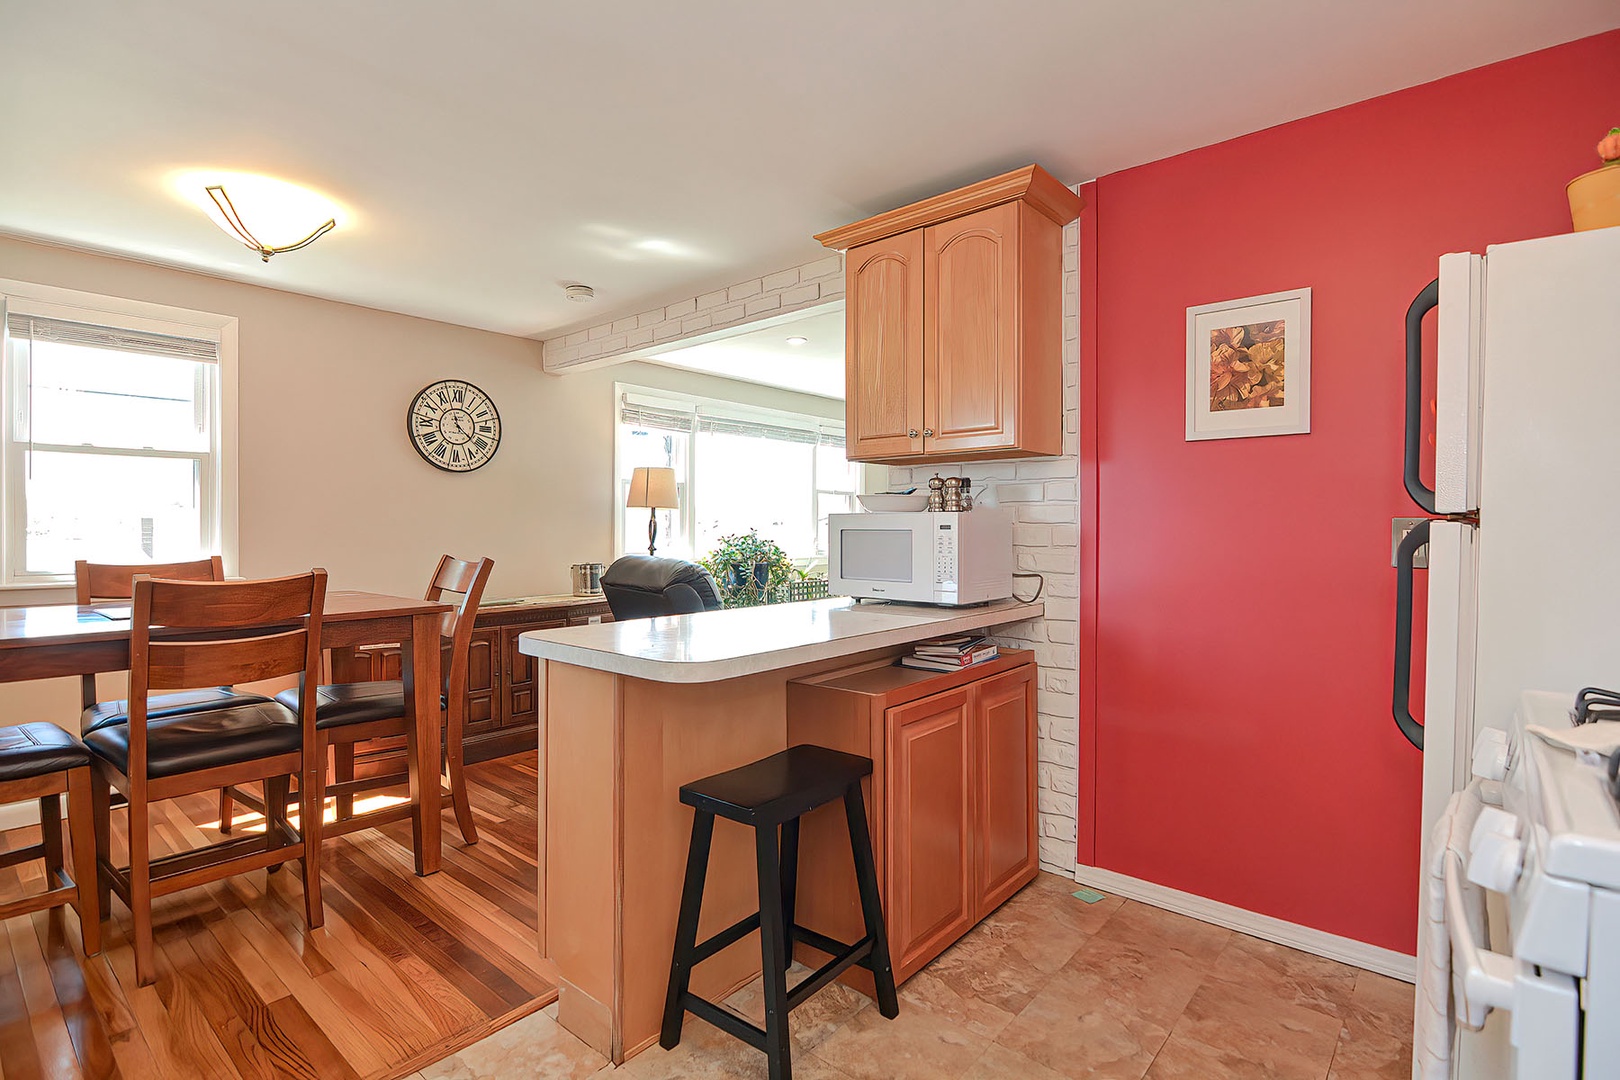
xmin=923 ymin=428 xmax=934 ymax=438
xmin=908 ymin=429 xmax=920 ymax=439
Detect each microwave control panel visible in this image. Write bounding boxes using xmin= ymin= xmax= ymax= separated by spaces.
xmin=934 ymin=522 xmax=956 ymax=585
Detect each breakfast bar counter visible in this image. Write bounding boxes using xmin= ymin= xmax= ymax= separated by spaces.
xmin=518 ymin=597 xmax=1042 ymax=1063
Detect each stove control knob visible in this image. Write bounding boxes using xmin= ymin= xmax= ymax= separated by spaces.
xmin=1467 ymin=830 xmax=1525 ymax=893
xmin=1471 ymin=806 xmax=1521 ymax=851
xmin=1472 ymin=728 xmax=1511 ymax=781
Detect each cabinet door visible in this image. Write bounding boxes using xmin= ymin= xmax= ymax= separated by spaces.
xmin=845 ymin=232 xmax=925 ymax=461
xmin=885 ymin=686 xmax=974 ymax=981
xmin=500 ymin=625 xmax=539 ymax=728
xmin=923 ymin=202 xmax=1020 ymax=457
xmin=973 ymin=664 xmax=1038 ymax=915
xmin=462 ymin=628 xmax=499 ymax=735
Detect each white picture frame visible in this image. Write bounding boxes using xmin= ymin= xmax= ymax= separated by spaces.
xmin=1186 ymin=287 xmax=1311 ymax=441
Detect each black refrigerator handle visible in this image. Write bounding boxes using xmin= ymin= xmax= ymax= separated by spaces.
xmin=1392 ymin=517 xmax=1431 ymax=751
xmin=1404 ymin=278 xmax=1440 ymax=514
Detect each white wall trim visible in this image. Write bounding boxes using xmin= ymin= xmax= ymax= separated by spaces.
xmin=0 ymin=800 xmax=45 ymax=832
xmin=542 ymin=254 xmax=845 ymax=373
xmin=1074 ymin=863 xmax=1417 ymax=983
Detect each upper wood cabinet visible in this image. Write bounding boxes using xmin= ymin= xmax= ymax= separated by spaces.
xmin=817 ymin=165 xmax=1083 ymax=464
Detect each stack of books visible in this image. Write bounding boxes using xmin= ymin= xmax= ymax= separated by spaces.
xmin=898 ymin=634 xmax=999 ymax=672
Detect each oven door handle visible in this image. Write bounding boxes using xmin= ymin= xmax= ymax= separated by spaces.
xmin=1443 ymin=850 xmax=1514 ymax=1027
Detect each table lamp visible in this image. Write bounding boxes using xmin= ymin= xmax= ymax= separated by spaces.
xmin=626 ymin=466 xmax=679 ymax=556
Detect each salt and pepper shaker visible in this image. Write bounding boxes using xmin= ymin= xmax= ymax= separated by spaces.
xmin=926 ymin=473 xmax=977 ymax=512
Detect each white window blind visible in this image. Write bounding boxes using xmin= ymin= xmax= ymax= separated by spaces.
xmin=5 ymin=313 xmax=220 ymax=362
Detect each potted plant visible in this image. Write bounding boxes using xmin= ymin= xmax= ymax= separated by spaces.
xmin=700 ymin=530 xmax=804 ymax=607
xmin=1568 ymin=126 xmax=1620 ymax=232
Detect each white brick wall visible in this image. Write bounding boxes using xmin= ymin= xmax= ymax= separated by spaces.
xmin=541 ymin=253 xmax=846 ymax=372
xmin=883 ymin=198 xmax=1082 ymax=873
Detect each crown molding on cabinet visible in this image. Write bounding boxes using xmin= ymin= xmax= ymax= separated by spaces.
xmin=814 ymin=164 xmax=1085 ymax=252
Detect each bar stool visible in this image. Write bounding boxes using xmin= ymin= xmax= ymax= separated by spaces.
xmin=661 ymin=744 xmax=899 ymax=1080
xmin=0 ymin=724 xmax=100 ymax=956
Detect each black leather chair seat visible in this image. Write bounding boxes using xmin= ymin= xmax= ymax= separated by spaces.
xmin=83 ymin=700 xmax=301 ymax=779
xmin=82 ymin=687 xmax=273 ymax=735
xmin=274 ymin=681 xmax=448 ymax=731
xmin=0 ymin=723 xmax=90 ymax=782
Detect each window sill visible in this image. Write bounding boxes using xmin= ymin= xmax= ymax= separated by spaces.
xmin=0 ymin=581 xmax=77 ymax=606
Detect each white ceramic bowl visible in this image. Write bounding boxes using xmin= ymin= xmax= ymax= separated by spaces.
xmin=858 ymin=494 xmax=929 ymax=512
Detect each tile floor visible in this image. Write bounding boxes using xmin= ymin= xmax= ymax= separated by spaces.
xmin=415 ymin=872 xmax=1414 ymax=1080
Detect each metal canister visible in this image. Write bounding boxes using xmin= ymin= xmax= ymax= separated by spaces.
xmin=571 ymin=562 xmax=606 ymax=596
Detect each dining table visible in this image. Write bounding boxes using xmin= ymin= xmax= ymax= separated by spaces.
xmin=0 ymin=589 xmax=454 ymax=875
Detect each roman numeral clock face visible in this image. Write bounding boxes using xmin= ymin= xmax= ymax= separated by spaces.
xmin=408 ymin=380 xmax=502 ymax=473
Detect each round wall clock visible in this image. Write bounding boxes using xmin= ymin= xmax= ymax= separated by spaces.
xmin=407 ymin=379 xmax=502 ymax=473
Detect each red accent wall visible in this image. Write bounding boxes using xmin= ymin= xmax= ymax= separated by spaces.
xmin=1080 ymin=30 xmax=1620 ymax=952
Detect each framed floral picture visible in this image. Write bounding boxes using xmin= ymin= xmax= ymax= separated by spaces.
xmin=1185 ymin=288 xmax=1311 ymax=441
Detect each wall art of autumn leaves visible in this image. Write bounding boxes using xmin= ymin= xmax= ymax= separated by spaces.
xmin=1209 ymin=320 xmax=1286 ymax=411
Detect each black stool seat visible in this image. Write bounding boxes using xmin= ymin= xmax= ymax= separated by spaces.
xmin=662 ymin=743 xmax=898 ymax=1080
xmin=680 ymin=745 xmax=874 ymax=825
xmin=84 ymin=700 xmax=300 ymax=779
xmin=0 ymin=723 xmax=90 ymax=781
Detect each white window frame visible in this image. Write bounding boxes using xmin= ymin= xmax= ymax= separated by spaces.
xmin=0 ymin=279 xmax=238 ymax=591
xmin=612 ymin=382 xmax=855 ymax=564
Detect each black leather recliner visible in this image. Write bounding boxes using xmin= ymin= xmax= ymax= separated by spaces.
xmin=600 ymin=556 xmax=723 ymax=621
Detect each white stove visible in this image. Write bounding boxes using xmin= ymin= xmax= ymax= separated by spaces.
xmin=1449 ymin=689 xmax=1620 ymax=1077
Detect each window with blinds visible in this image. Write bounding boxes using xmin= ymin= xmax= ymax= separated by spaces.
xmin=2 ymin=302 xmax=226 ymax=583
xmin=615 ymin=386 xmax=858 ymax=563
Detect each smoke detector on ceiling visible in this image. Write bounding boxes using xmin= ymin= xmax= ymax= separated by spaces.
xmin=563 ymin=284 xmax=596 ymax=302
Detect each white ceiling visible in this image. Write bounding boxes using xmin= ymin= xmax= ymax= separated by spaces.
xmin=3 ymin=2 xmax=1614 ymax=340
xmin=645 ymin=308 xmax=846 ymax=399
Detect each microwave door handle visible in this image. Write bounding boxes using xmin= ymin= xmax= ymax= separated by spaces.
xmin=1404 ymin=278 xmax=1440 ymax=514
xmin=1392 ymin=517 xmax=1430 ymax=750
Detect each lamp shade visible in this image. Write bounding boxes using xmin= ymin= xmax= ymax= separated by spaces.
xmin=626 ymin=466 xmax=679 ymax=509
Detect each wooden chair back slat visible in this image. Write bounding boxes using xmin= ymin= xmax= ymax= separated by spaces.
xmin=144 ymin=630 xmax=311 ymax=690
xmin=76 ymin=556 xmax=224 ymax=604
xmin=140 ymin=575 xmax=320 ymax=630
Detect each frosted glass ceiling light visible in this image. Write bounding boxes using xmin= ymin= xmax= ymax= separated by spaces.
xmin=204 ymin=183 xmax=335 ymax=261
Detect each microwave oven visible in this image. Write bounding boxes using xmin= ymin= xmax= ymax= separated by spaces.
xmin=827 ymin=509 xmax=1014 ymax=606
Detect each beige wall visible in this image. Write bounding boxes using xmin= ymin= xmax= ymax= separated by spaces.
xmin=0 ymin=236 xmax=841 ymax=825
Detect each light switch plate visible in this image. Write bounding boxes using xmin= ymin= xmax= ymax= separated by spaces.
xmin=1392 ymin=517 xmax=1429 ymax=569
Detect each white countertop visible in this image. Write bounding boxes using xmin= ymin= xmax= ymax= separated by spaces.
xmin=517 ymin=597 xmax=1043 ymax=683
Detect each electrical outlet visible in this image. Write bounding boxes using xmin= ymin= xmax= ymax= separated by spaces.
xmin=1392 ymin=517 xmax=1429 ymax=569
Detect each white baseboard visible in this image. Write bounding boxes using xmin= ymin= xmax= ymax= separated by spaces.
xmin=0 ymin=800 xmax=45 ymax=832
xmin=1073 ymin=863 xmax=1416 ymax=984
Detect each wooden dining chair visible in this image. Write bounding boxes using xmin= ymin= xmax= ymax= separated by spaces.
xmin=0 ymin=724 xmax=100 ymax=957
xmin=220 ymin=555 xmax=493 ymax=853
xmin=83 ymin=570 xmax=328 ymax=987
xmin=75 ymin=557 xmax=268 ymax=736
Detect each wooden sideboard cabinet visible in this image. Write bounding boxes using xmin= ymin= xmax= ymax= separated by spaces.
xmin=816 ymin=165 xmax=1084 ymax=465
xmin=786 ymin=649 xmax=1038 ymax=983
xmin=332 ymin=593 xmax=611 ymax=766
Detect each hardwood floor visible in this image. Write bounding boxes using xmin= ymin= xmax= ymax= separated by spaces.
xmin=0 ymin=755 xmax=553 ymax=1080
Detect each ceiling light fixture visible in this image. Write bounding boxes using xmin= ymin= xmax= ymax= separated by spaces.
xmin=564 ymin=284 xmax=596 ymax=302
xmin=204 ymin=183 xmax=335 ymax=262
xmin=786 ymin=336 xmax=809 ymax=346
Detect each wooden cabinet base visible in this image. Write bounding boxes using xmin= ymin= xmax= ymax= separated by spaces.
xmin=787 ymin=651 xmax=1038 ymax=983
xmin=334 ymin=592 xmax=610 ymax=772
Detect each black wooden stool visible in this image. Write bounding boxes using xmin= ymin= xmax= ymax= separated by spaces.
xmin=661 ymin=744 xmax=899 ymax=1080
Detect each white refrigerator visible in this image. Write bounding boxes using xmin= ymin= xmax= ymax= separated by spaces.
xmin=1398 ymin=226 xmax=1620 ymax=1078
